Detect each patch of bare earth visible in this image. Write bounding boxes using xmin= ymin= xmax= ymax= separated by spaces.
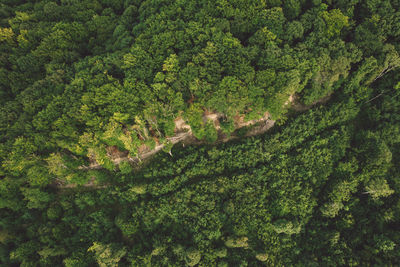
xmin=107 ymin=146 xmax=129 ymax=160
xmin=174 ymin=117 xmax=191 ymax=133
xmin=60 ymin=93 xmax=332 ymax=188
xmin=60 ymin=112 xmax=276 ymax=188
xmin=290 ymin=93 xmax=332 ymax=112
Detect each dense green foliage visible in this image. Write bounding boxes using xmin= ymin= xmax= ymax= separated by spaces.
xmin=1 ymin=0 xmax=400 ymax=266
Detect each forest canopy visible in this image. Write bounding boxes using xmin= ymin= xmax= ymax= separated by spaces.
xmin=0 ymin=0 xmax=400 ymax=266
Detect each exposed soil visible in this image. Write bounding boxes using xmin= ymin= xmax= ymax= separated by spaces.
xmin=57 ymin=93 xmax=330 ymax=188
xmin=290 ymin=93 xmax=332 ymax=112
xmin=174 ymin=117 xmax=191 ymax=132
xmin=79 ymin=112 xmax=275 ymax=170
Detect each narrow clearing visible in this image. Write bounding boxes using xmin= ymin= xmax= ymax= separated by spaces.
xmin=59 ymin=94 xmax=330 ymax=188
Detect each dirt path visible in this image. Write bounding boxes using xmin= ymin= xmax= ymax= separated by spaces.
xmin=58 ymin=93 xmax=329 ymax=188
xmin=80 ymin=111 xmax=275 ymax=171
xmin=290 ymin=93 xmax=332 ymax=112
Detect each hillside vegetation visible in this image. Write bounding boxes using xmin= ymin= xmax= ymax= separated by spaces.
xmin=0 ymin=0 xmax=400 ymax=266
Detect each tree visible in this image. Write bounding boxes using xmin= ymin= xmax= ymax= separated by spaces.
xmin=87 ymin=242 xmax=127 ymax=267
xmin=118 ymin=160 xmax=132 ymax=174
xmin=364 ymin=178 xmax=394 ymax=200
xmin=185 ymin=248 xmax=201 ymax=266
xmin=20 ymin=187 xmax=52 ymax=209
xmin=283 ymin=0 xmax=301 ymax=20
xmin=272 ymin=219 xmax=301 ymax=235
xmin=284 ymin=21 xmax=304 ymax=41
xmin=321 ymin=9 xmax=349 ymax=37
xmin=0 ymin=27 xmax=14 ymax=45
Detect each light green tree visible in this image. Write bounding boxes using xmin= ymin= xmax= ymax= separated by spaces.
xmin=87 ymin=242 xmax=127 ymax=267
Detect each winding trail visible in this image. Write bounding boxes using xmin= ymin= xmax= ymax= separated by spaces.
xmin=58 ymin=93 xmax=330 ymax=188
xmin=81 ymin=111 xmax=275 ymax=170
